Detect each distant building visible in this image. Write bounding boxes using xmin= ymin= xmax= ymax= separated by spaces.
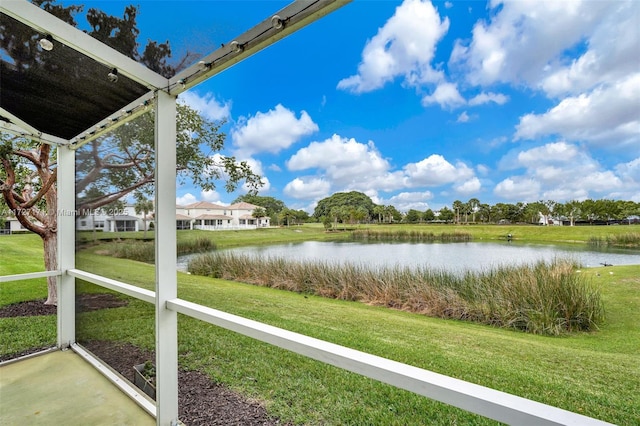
xmin=2 ymin=201 xmax=270 ymax=234
xmin=76 ymin=205 xmax=151 ymax=233
xmin=76 ymin=201 xmax=270 ymax=232
xmin=1 ymin=217 xmax=29 ymax=234
xmin=182 ymin=201 xmax=269 ymax=230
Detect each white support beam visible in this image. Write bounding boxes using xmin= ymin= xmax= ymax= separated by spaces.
xmin=69 ymin=91 xmax=156 ymax=149
xmin=0 ymin=0 xmax=167 ymax=90
xmin=56 ymin=144 xmax=75 ymax=349
xmin=0 ymin=270 xmax=61 ymax=283
xmin=1 ymin=107 xmax=51 ymax=138
xmin=0 ymin=109 xmax=68 ymax=146
xmin=67 ymin=269 xmax=155 ymax=304
xmin=169 ymin=0 xmax=350 ymax=95
xmin=154 ymin=90 xmax=179 ymax=426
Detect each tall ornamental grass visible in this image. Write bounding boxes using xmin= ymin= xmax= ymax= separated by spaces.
xmin=351 ymin=229 xmax=472 ymax=242
xmin=588 ymin=232 xmax=640 ymax=248
xmin=110 ymin=236 xmax=216 ymax=262
xmin=188 ymin=253 xmax=604 ymax=335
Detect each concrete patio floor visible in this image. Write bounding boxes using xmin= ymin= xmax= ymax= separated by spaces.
xmin=0 ymin=349 xmax=155 ymax=425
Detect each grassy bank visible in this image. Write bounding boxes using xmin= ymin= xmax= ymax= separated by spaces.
xmin=188 ymin=253 xmax=603 ymax=335
xmin=350 ymin=229 xmax=472 ymax=242
xmin=75 ymin=222 xmax=640 ymax=246
xmin=2 ymin=232 xmax=639 ymax=424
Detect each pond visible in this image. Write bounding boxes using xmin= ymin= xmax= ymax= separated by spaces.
xmin=178 ymin=241 xmax=640 ymax=274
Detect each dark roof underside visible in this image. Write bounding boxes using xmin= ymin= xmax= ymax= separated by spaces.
xmin=1 ymin=13 xmax=149 ymax=140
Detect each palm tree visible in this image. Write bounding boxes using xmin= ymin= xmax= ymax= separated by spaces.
xmin=452 ymin=200 xmax=463 ymax=224
xmin=279 ymin=208 xmax=296 ymax=227
xmin=134 ymin=195 xmax=154 ymax=238
xmin=252 ymin=207 xmax=267 ymax=227
xmin=373 ymin=205 xmax=384 ymax=223
xmin=468 ymin=198 xmax=480 ymax=223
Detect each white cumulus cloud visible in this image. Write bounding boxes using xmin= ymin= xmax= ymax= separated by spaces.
xmin=450 ymin=0 xmax=639 ymax=154
xmin=283 ymin=177 xmax=331 ymax=200
xmin=239 ymin=158 xmax=271 ymax=193
xmin=286 ymin=135 xmax=481 ymax=206
xmin=450 ymin=0 xmax=612 ymax=88
xmin=615 ymin=158 xmax=640 ymax=183
xmin=176 ymin=193 xmax=197 ymax=206
xmin=515 ymin=74 xmax=640 ymax=150
xmin=495 ymin=141 xmax=627 ymax=202
xmin=384 ymin=191 xmax=434 ymax=212
xmin=200 ymin=189 xmax=224 ymax=203
xmin=421 ymin=82 xmax=465 ymax=109
xmin=539 ymin=1 xmax=640 ymax=97
xmin=468 ymin=92 xmax=509 ymax=106
xmin=455 ymin=177 xmax=481 ymax=195
xmin=494 ymin=177 xmax=541 ymax=201
xmin=403 ymin=154 xmax=474 ymax=186
xmin=287 ymin=134 xmax=400 ymax=191
xmin=231 ymin=104 xmax=318 ymax=156
xmin=179 ymin=91 xmax=230 ymax=121
xmin=337 ymin=0 xmax=449 ymax=93
xmin=516 ymin=141 xmax=579 ymax=167
xmin=456 ymin=111 xmax=470 ymax=123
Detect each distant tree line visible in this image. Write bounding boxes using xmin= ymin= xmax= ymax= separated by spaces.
xmin=236 ymin=192 xmax=640 ymax=227
xmin=233 ymin=194 xmax=309 ymax=226
xmin=435 ymin=198 xmax=640 ymax=225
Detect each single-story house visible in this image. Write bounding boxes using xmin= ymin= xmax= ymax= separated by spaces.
xmin=1 ymin=217 xmax=30 ymax=234
xmin=76 ymin=205 xmax=151 ymax=233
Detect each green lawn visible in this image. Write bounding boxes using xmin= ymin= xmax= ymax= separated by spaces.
xmin=77 ymin=222 xmax=640 ymax=247
xmin=1 ymin=230 xmax=639 ymax=425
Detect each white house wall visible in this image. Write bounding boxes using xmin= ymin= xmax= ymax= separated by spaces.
xmin=185 ymin=201 xmax=270 ymax=230
xmin=72 ymin=201 xmax=269 ymax=232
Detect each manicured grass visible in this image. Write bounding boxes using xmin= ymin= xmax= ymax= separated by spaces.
xmin=75 ymin=254 xmax=639 ymax=425
xmin=367 ymin=223 xmax=640 ymax=245
xmin=78 ymin=222 xmax=640 ymax=247
xmin=0 ymin=234 xmax=57 ymax=352
xmin=2 ymin=231 xmax=639 ymax=424
xmin=78 ymin=225 xmax=343 ymax=248
xmin=0 ymin=234 xmax=49 ymax=305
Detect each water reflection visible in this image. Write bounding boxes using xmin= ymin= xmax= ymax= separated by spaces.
xmin=178 ymin=241 xmax=640 ymax=274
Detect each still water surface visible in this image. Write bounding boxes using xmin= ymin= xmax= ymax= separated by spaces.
xmin=178 ymin=241 xmax=640 ymax=274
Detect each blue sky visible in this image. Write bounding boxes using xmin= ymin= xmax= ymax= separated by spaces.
xmin=83 ymin=0 xmax=639 ymax=212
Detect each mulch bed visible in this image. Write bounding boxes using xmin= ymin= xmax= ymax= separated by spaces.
xmin=0 ymin=296 xmax=290 ymax=426
xmin=0 ymin=293 xmax=128 ymax=318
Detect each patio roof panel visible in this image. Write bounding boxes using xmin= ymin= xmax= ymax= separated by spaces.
xmin=1 ymin=12 xmax=151 ymax=140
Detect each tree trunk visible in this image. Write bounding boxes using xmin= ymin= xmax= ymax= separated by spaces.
xmin=43 ymin=231 xmax=58 ymax=305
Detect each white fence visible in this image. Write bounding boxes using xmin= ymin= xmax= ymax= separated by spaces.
xmin=193 ymin=224 xmax=258 ymax=231
xmin=1 ymin=269 xmax=614 ymax=425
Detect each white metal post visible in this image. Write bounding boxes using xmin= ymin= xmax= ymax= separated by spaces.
xmin=57 ymin=144 xmax=75 ymax=348
xmin=154 ymin=90 xmax=179 ymax=425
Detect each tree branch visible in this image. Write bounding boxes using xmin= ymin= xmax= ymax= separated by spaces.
xmin=0 ymin=157 xmax=47 ymax=237
xmin=23 ymin=168 xmax=57 ymax=209
xmin=77 ymin=177 xmax=153 ymax=212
